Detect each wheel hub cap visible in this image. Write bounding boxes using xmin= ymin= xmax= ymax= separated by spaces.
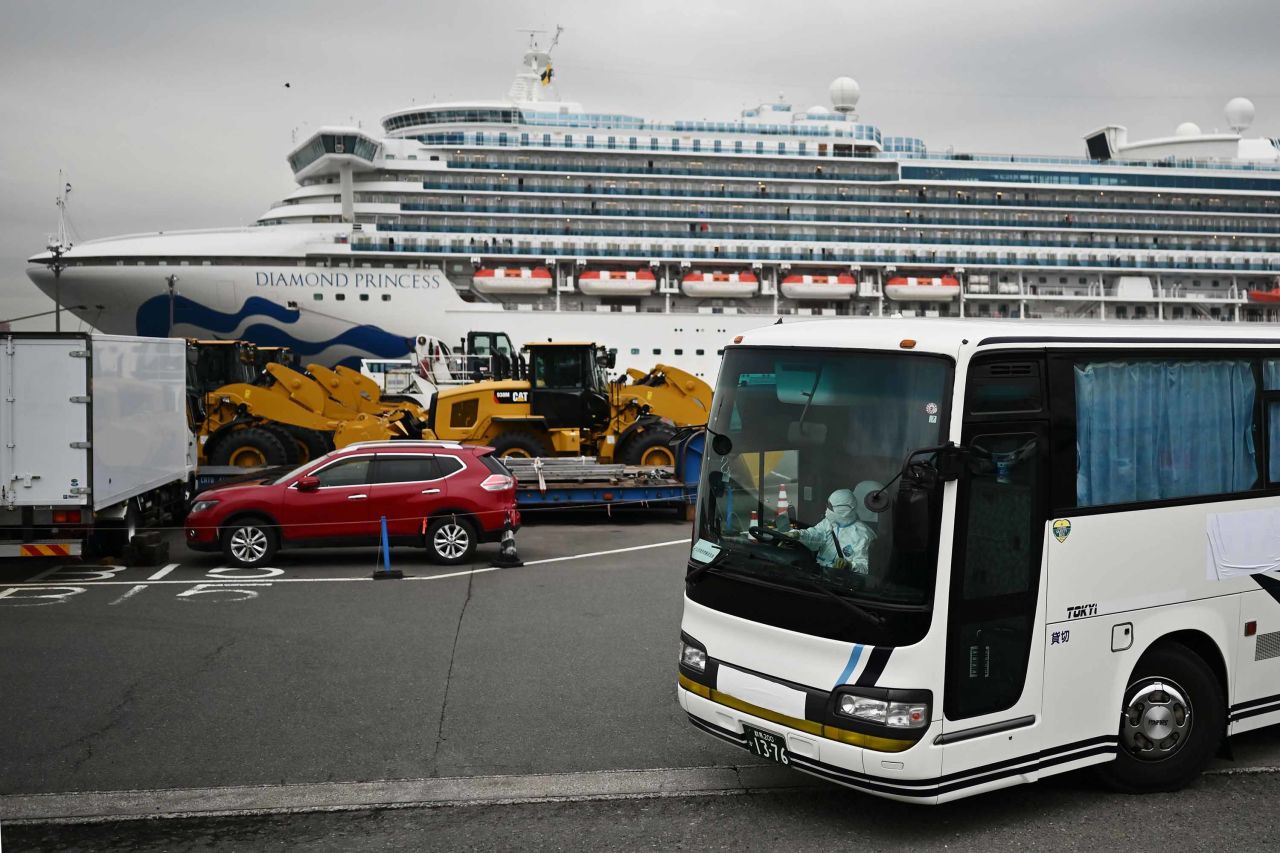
xmin=1121 ymin=679 xmax=1192 ymax=760
xmin=434 ymin=524 xmax=469 ymax=559
xmin=230 ymin=527 xmax=268 ymax=563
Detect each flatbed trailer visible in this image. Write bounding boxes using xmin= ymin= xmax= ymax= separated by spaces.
xmin=505 ymin=430 xmax=704 ymax=513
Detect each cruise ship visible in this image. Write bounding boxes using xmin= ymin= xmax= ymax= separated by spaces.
xmin=26 ymin=32 xmax=1280 ymax=377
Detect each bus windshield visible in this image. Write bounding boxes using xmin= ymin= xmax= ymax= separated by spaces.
xmin=691 ymin=346 xmax=952 ymax=642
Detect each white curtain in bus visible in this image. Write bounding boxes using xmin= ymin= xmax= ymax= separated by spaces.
xmin=1206 ymin=507 xmax=1280 ymax=580
xmin=1075 ymin=360 xmax=1257 ymax=507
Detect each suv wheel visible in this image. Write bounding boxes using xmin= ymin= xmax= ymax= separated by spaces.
xmin=426 ymin=516 xmax=477 ymax=565
xmin=221 ymin=519 xmax=278 ymax=568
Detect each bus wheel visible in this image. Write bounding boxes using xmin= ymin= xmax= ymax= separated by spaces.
xmin=1098 ymin=642 xmax=1224 ymax=793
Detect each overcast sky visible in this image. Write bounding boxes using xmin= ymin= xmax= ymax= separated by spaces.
xmin=2 ymin=0 xmax=1277 ymax=328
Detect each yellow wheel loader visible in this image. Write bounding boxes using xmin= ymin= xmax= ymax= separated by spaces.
xmin=424 ymin=340 xmax=712 ymax=464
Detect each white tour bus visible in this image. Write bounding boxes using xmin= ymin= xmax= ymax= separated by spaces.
xmin=678 ymin=319 xmax=1280 ymax=804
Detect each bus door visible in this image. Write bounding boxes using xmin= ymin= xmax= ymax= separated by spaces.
xmin=940 ymin=359 xmax=1051 ymax=776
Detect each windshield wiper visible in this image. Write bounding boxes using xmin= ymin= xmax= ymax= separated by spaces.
xmin=786 ymin=575 xmax=885 ymax=628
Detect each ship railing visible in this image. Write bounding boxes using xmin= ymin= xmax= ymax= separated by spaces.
xmin=416 ymin=179 xmax=1280 ymax=218
xmin=394 ymin=201 xmax=1280 ymax=236
xmin=370 ymin=222 xmax=1276 ymax=256
xmin=348 ymin=241 xmax=1280 ymax=273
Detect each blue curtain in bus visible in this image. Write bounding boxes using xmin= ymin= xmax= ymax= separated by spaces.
xmin=1265 ymin=361 xmax=1280 ymax=483
xmin=1076 ymin=360 xmax=1257 ymax=507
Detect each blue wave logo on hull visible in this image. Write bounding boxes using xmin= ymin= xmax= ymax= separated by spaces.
xmin=136 ymin=295 xmax=413 ymax=367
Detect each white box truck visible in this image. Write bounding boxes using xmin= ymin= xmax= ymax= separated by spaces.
xmin=1 ymin=333 xmax=194 ymax=558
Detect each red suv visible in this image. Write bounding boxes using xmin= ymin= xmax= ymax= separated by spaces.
xmin=185 ymin=441 xmax=519 ymax=567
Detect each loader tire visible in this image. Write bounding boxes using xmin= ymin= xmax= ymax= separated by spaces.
xmin=259 ymin=424 xmax=301 ymax=465
xmin=280 ymin=425 xmax=332 ymax=464
xmin=490 ymin=430 xmax=552 ymax=459
xmin=619 ymin=424 xmax=678 ymax=467
xmin=209 ymin=427 xmax=291 ymax=468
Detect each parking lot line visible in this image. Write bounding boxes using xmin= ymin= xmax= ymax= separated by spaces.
xmin=3 ymin=539 xmax=692 ymax=591
xmin=520 ymin=539 xmax=689 ymax=567
xmin=148 ymin=564 xmax=179 ymax=580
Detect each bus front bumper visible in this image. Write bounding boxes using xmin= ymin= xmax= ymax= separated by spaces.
xmin=678 ymin=680 xmax=945 ymax=804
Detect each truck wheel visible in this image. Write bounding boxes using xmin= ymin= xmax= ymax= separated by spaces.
xmin=221 ymin=518 xmax=278 ymax=568
xmin=490 ymin=431 xmax=551 ymax=459
xmin=620 ymin=425 xmax=678 ymax=467
xmin=281 ymin=426 xmax=333 ymax=463
xmin=209 ymin=427 xmax=290 ymax=468
xmin=259 ymin=424 xmax=301 ymax=465
xmin=1096 ymin=642 xmax=1225 ymax=793
xmin=425 ymin=516 xmax=477 ymax=565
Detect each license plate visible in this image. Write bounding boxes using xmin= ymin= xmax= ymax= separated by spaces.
xmin=744 ymin=725 xmax=790 ymax=765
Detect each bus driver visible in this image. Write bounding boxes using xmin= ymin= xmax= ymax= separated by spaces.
xmin=783 ymin=485 xmax=879 ymax=573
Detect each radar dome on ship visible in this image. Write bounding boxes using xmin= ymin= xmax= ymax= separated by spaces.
xmin=1225 ymin=97 xmax=1255 ymax=133
xmin=1175 ymin=122 xmax=1202 ymax=137
xmin=829 ymin=76 xmax=860 ymax=114
xmin=806 ymin=105 xmax=830 ymax=116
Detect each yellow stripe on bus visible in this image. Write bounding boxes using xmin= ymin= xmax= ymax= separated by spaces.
xmin=678 ymin=673 xmax=915 ymax=753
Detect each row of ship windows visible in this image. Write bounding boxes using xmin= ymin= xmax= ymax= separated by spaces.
xmin=381 ymin=109 xmax=882 ymax=142
xmin=300 ymin=170 xmax=1280 ymax=215
xmin=419 ymin=176 xmax=1280 ymax=214
xmin=365 ymin=198 xmax=1280 ymax=236
xmin=440 ymin=147 xmax=1280 ymax=192
xmin=418 ymin=132 xmax=872 ymax=159
xmin=365 ymin=225 xmax=1279 ymax=254
xmin=309 ymin=292 xmax=392 ymax=302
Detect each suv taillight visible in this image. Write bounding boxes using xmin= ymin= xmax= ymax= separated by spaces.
xmin=480 ymin=474 xmax=515 ymax=492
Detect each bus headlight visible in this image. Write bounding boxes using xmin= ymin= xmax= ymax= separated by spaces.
xmin=835 ymin=691 xmax=929 ymax=729
xmin=680 ymin=641 xmax=706 ymax=672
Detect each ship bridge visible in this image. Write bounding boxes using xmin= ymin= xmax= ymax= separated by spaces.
xmin=286 ymin=127 xmax=381 ymax=223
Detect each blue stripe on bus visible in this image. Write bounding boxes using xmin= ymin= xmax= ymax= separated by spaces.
xmin=834 ymin=644 xmax=864 ymax=687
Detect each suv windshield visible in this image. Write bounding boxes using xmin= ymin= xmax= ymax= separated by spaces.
xmin=689 ymin=346 xmax=952 ymax=644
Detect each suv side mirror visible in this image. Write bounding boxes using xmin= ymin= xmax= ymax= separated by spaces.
xmin=296 ymin=475 xmax=320 ymax=492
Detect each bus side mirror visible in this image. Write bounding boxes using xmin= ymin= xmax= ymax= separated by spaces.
xmin=893 ymin=476 xmax=934 ymax=556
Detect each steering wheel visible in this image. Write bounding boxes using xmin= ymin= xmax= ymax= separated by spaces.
xmin=748 ymin=526 xmax=801 ymax=549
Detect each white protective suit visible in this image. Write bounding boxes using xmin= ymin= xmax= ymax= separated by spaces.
xmin=786 ymin=484 xmax=880 ymax=573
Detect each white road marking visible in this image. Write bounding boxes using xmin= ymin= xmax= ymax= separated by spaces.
xmin=6 ymin=539 xmax=691 ymax=590
xmin=520 ymin=538 xmax=689 ymax=567
xmin=148 ymin=564 xmax=179 ymax=581
xmin=107 ymin=585 xmax=149 ymax=606
xmin=23 ymin=565 xmax=68 ymax=583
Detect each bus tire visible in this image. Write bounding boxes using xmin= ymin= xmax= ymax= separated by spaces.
xmin=1097 ymin=642 xmax=1225 ymax=793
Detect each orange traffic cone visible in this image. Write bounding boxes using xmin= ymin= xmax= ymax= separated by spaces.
xmin=776 ymin=484 xmax=791 ymax=531
xmin=749 ymin=508 xmax=760 ymax=539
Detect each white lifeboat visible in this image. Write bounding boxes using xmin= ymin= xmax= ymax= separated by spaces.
xmin=780 ymin=272 xmax=856 ymax=301
xmin=884 ymin=275 xmax=960 ymax=302
xmin=471 ymin=267 xmax=553 ymax=295
xmin=681 ymin=270 xmax=758 ymax=298
xmin=577 ymin=269 xmax=657 ymax=296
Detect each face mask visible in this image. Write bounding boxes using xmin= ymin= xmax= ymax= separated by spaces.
xmin=826 ymin=500 xmax=856 ymax=527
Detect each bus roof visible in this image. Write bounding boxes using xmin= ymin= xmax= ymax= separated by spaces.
xmin=733 ymin=318 xmax=1280 ymax=358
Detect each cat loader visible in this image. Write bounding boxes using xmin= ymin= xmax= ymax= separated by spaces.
xmin=424 ymin=340 xmax=712 ymax=465
xmin=188 ymin=340 xmax=426 ymax=468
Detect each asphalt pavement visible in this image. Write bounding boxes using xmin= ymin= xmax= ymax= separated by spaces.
xmin=3 ymin=511 xmax=1280 ymax=851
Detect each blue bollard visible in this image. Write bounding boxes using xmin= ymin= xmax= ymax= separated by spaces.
xmin=372 ymin=514 xmax=404 ymax=579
